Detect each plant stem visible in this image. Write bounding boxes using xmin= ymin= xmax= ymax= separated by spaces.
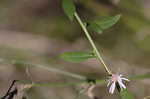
xmin=0 ymin=58 xmax=87 ymax=80
xmin=74 ymin=12 xmax=112 ymax=75
xmin=32 ymin=81 xmax=85 ymax=87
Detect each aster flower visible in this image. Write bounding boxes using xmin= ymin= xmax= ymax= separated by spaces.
xmin=107 ymin=74 xmax=129 ymax=94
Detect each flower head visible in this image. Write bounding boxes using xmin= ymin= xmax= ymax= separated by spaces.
xmin=107 ymin=74 xmax=129 ymax=94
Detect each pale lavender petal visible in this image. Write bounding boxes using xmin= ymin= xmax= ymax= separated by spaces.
xmin=109 ymin=84 xmax=113 ymax=93
xmin=119 ymin=74 xmax=122 ymax=77
xmin=107 ymin=80 xmax=111 ymax=87
xmin=109 ymin=82 xmax=116 ymax=94
xmin=118 ymin=79 xmax=126 ymax=89
xmin=121 ymin=77 xmax=130 ymax=81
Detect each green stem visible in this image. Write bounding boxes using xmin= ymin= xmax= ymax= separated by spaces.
xmin=32 ymin=81 xmax=85 ymax=87
xmin=74 ymin=12 xmax=112 ymax=75
xmin=0 ymin=58 xmax=87 ymax=80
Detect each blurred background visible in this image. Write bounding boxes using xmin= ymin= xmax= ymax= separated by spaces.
xmin=0 ymin=0 xmax=150 ymax=99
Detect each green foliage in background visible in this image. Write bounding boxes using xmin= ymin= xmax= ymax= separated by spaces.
xmin=120 ymin=89 xmax=134 ymax=99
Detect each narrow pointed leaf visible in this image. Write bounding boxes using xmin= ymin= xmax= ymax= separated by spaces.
xmin=87 ymin=14 xmax=121 ymax=34
xmin=62 ymin=0 xmax=76 ymax=21
xmin=120 ymin=89 xmax=134 ymax=99
xmin=60 ymin=51 xmax=96 ymax=62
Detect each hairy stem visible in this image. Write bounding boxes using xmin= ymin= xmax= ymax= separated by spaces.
xmin=74 ymin=12 xmax=112 ymax=75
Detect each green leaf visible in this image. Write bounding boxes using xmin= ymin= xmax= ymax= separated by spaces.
xmin=62 ymin=0 xmax=76 ymax=21
xmin=60 ymin=51 xmax=96 ymax=62
xmin=120 ymin=89 xmax=134 ymax=99
xmin=87 ymin=22 xmax=103 ymax=34
xmin=87 ymin=14 xmax=121 ymax=34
